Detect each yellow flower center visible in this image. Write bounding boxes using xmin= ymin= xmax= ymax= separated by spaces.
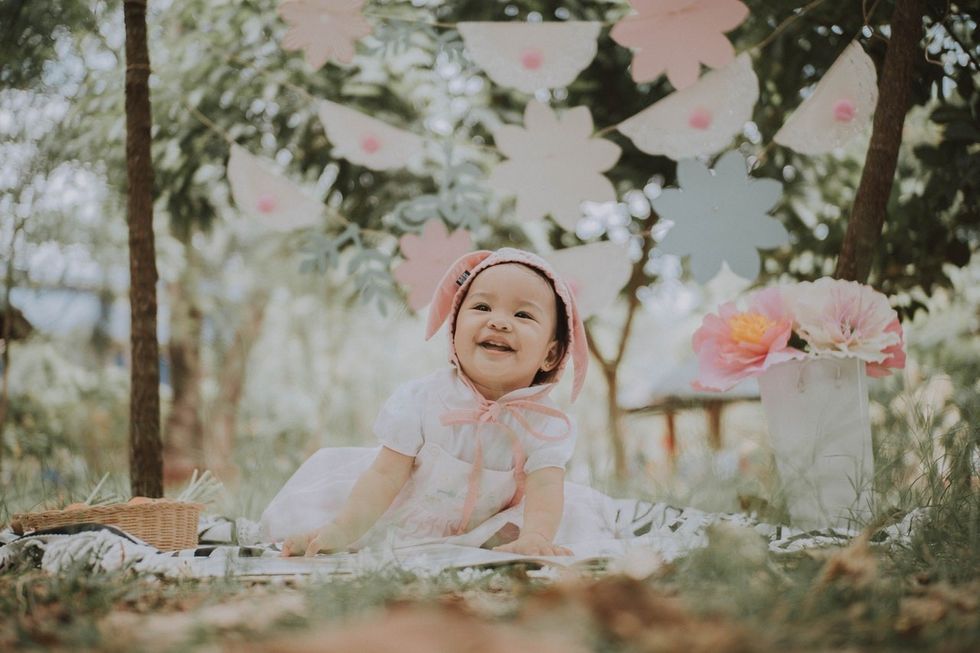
xmin=728 ymin=312 xmax=775 ymax=345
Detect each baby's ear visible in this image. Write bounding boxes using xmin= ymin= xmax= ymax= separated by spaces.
xmin=541 ymin=340 xmax=561 ymax=372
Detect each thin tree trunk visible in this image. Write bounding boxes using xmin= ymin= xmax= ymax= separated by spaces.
xmin=586 ymin=227 xmax=655 ymax=479
xmin=124 ymin=0 xmax=162 ymax=497
xmin=601 ymin=360 xmax=627 ymax=478
xmin=207 ymin=291 xmax=268 ymax=482
xmin=835 ymin=0 xmax=925 ymax=283
xmin=163 ymin=270 xmax=204 ymax=485
xmin=0 ymin=217 xmax=26 ymax=475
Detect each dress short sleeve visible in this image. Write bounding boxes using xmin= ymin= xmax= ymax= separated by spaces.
xmin=523 ymin=418 xmax=577 ymax=474
xmin=372 ymin=379 xmax=426 ymax=457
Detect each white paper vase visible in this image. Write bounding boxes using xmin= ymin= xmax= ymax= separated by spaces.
xmin=757 ymin=358 xmax=875 ymax=530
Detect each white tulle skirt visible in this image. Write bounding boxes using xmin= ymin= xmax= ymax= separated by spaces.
xmin=259 ymin=445 xmax=624 ymax=549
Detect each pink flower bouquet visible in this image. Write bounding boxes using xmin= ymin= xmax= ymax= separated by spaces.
xmin=693 ymin=278 xmax=906 ymax=391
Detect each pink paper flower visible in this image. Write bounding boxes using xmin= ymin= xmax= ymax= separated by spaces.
xmin=278 ymin=0 xmax=373 ymax=69
xmin=393 ymin=220 xmax=473 ymax=311
xmin=610 ymin=0 xmax=750 ymax=90
xmin=866 ymin=318 xmax=906 ymax=377
xmin=692 ymin=287 xmax=805 ymax=391
xmin=790 ymin=278 xmax=902 ymax=366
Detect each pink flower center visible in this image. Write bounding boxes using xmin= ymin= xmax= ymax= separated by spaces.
xmin=833 ymin=99 xmax=856 ymax=123
xmin=727 ymin=312 xmax=775 ymax=345
xmin=256 ymin=194 xmax=277 ymax=213
xmin=688 ymin=107 xmax=713 ymax=130
xmin=520 ymin=48 xmax=544 ymax=70
xmin=360 ymin=134 xmax=381 ymax=153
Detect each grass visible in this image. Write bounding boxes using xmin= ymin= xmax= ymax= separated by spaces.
xmin=1 ymin=366 xmax=977 ymax=651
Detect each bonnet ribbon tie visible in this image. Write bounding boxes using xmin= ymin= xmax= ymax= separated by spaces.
xmin=440 ymin=377 xmax=571 ymax=535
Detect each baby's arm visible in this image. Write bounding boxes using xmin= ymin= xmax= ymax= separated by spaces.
xmin=493 ymin=467 xmax=572 ymax=556
xmin=283 ymin=446 xmax=414 ymax=556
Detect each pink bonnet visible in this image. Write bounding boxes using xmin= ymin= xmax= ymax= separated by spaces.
xmin=425 ymin=248 xmax=589 ymax=402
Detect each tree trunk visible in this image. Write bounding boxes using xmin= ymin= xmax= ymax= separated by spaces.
xmin=0 ymin=217 xmax=26 ymax=476
xmin=835 ymin=0 xmax=925 ymax=283
xmin=124 ymin=0 xmax=162 ymax=497
xmin=206 ymin=291 xmax=269 ymax=482
xmin=586 ymin=226 xmax=655 ymax=479
xmin=163 ymin=269 xmax=204 ymax=486
xmin=602 ymin=364 xmax=628 ymax=478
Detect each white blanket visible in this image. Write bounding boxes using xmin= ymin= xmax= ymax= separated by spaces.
xmin=0 ymin=504 xmax=928 ymax=579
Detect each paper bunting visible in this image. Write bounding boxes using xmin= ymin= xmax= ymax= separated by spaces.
xmin=317 ymin=100 xmax=426 ymax=171
xmin=774 ymin=41 xmax=879 ymax=155
xmin=651 ymin=150 xmax=787 ymax=283
xmin=543 ymin=241 xmax=633 ymax=318
xmin=457 ymin=22 xmax=601 ymax=93
xmin=227 ymin=144 xmax=323 ymax=232
xmin=611 ymin=0 xmax=749 ymax=90
xmin=617 ymin=53 xmax=758 ymax=160
xmin=393 ymin=219 xmax=473 ymax=311
xmin=278 ymin=0 xmax=373 ymax=69
xmin=488 ymin=101 xmax=621 ymax=231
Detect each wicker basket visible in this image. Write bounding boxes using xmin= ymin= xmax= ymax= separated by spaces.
xmin=12 ymin=500 xmax=204 ymax=551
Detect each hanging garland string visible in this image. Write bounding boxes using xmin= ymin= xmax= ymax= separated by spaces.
xmin=238 ymin=0 xmax=872 ymax=170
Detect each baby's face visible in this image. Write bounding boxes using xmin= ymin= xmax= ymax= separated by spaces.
xmin=453 ymin=264 xmax=560 ymax=401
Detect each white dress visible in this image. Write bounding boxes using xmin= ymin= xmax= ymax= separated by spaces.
xmin=260 ymin=368 xmax=620 ymax=549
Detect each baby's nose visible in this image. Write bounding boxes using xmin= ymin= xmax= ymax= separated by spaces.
xmin=488 ymin=315 xmax=512 ymax=331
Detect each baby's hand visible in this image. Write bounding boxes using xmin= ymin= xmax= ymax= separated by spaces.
xmin=280 ymin=531 xmax=314 ymax=557
xmin=281 ymin=523 xmax=353 ymax=557
xmin=493 ymin=532 xmax=572 ymax=557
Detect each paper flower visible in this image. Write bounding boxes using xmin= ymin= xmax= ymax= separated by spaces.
xmin=488 ymin=101 xmax=621 ymax=231
xmin=692 ymin=287 xmax=805 ymax=391
xmin=457 ymin=22 xmax=601 ymax=93
xmin=317 ymin=100 xmax=426 ymax=171
xmin=865 ymin=318 xmax=906 ymax=377
xmin=774 ymin=41 xmax=878 ymax=154
xmin=651 ymin=150 xmax=787 ymax=283
xmin=393 ymin=219 xmax=473 ymax=311
xmin=278 ymin=0 xmax=373 ymax=69
xmin=610 ymin=0 xmax=750 ymax=90
xmin=543 ymin=241 xmax=633 ymax=318
xmin=227 ymin=144 xmax=322 ymax=232
xmin=788 ymin=278 xmax=902 ymax=365
xmin=616 ymin=53 xmax=758 ymax=159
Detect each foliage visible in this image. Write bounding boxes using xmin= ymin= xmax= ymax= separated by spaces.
xmin=13 ymin=0 xmax=975 ymax=316
xmin=0 ymin=340 xmax=130 ymax=518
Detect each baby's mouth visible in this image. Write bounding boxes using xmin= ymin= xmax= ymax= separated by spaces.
xmin=479 ymin=340 xmax=514 ymax=352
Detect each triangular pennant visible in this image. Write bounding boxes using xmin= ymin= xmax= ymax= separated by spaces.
xmin=457 ymin=21 xmax=601 ymax=93
xmin=774 ymin=41 xmax=878 ymax=155
xmin=227 ymin=144 xmax=323 ymax=232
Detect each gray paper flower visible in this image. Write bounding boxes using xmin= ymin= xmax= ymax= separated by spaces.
xmin=651 ymin=150 xmax=787 ymax=283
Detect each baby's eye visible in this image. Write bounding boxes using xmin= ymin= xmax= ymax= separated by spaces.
xmin=515 ymin=311 xmax=534 ymax=320
xmin=472 ymin=303 xmax=490 ymax=311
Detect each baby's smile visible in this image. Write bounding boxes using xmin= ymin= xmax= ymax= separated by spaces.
xmin=479 ymin=338 xmax=515 ymax=352
xmin=452 ymin=263 xmax=561 ymax=400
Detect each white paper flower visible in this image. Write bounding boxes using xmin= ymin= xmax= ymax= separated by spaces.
xmin=227 ymin=144 xmax=323 ymax=232
xmin=278 ymin=0 xmax=373 ymax=69
xmin=616 ymin=54 xmax=758 ymax=160
xmin=457 ymin=21 xmax=601 ymax=93
xmin=489 ymin=101 xmax=621 ymax=231
xmin=651 ymin=150 xmax=787 ymax=283
xmin=787 ymin=278 xmax=901 ymax=363
xmin=317 ymin=100 xmax=426 ymax=171
xmin=774 ymin=41 xmax=878 ymax=155
xmin=543 ymin=241 xmax=633 ymax=318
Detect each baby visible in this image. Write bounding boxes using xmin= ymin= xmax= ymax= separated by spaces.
xmin=261 ymin=248 xmax=589 ymax=557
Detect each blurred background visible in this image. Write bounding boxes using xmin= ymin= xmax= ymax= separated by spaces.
xmin=1 ymin=0 xmax=977 ymax=524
